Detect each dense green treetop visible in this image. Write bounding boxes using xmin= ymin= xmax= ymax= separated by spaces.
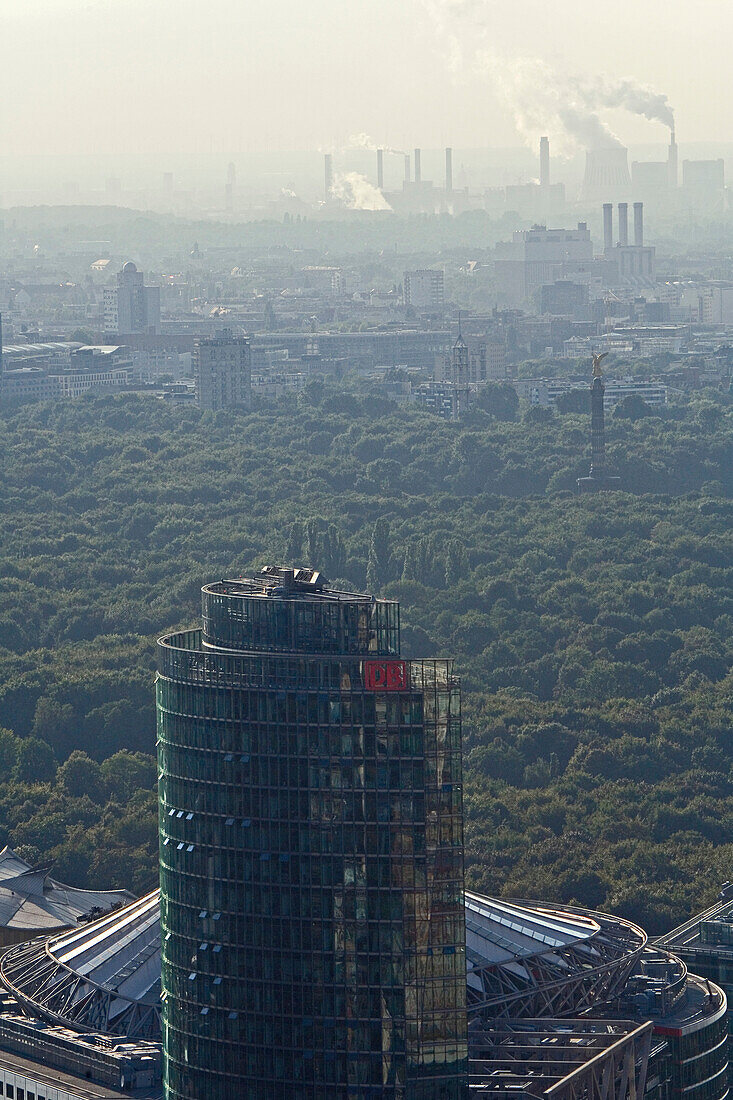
xmin=0 ymin=388 xmax=730 ymax=930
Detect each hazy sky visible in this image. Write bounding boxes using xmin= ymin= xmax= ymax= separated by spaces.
xmin=2 ymin=0 xmax=731 ymax=157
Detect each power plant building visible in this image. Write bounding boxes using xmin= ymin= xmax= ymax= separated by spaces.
xmin=156 ymin=567 xmax=468 ymax=1098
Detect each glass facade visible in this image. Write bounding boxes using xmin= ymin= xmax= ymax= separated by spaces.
xmin=157 ymin=572 xmax=468 ymax=1099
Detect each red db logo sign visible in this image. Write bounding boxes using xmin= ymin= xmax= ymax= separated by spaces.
xmin=364 ymin=660 xmax=409 ymax=692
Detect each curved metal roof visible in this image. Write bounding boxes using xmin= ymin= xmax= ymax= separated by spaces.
xmin=0 ymin=890 xmax=160 ymax=1041
xmin=0 ymin=886 xmax=645 ymax=1042
xmin=0 ymin=847 xmax=133 ymax=939
xmin=466 ymin=894 xmax=647 ymax=1020
xmin=465 ymin=891 xmax=600 ymax=965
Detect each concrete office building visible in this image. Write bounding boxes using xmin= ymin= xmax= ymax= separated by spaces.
xmin=156 ymin=566 xmax=467 ymax=1098
xmin=193 ymin=332 xmax=251 ymax=411
xmin=103 ymin=263 xmax=160 ymax=337
xmin=494 ymin=225 xmax=594 ymax=308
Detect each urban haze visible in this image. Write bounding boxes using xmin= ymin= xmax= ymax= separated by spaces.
xmin=0 ymin=1 xmax=730 ymax=1099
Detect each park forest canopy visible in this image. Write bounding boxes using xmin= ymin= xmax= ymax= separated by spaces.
xmin=0 ymin=385 xmax=730 ymax=933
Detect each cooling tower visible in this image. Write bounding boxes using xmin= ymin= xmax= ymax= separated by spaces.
xmin=581 ymin=147 xmax=631 ymax=201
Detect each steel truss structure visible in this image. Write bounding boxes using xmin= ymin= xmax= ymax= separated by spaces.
xmin=467 ymin=898 xmax=647 ymax=1022
xmin=0 ymin=892 xmax=161 ymax=1041
xmin=469 ymin=1018 xmax=655 ymax=1100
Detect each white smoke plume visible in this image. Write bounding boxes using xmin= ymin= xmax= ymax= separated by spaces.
xmin=417 ymin=0 xmax=675 ymax=150
xmin=485 ymin=54 xmax=622 ymax=154
xmin=475 ymin=52 xmax=675 ymax=152
xmin=347 ymin=133 xmax=406 ymax=156
xmin=330 ymin=172 xmax=392 ymax=211
xmin=579 ymin=78 xmax=675 ymax=131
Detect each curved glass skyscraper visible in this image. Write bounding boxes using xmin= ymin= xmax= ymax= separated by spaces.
xmin=157 ymin=566 xmax=467 ymax=1099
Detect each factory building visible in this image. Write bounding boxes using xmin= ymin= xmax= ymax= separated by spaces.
xmin=602 ymin=202 xmax=656 ymax=285
xmin=631 ymin=131 xmax=680 ymax=200
xmin=505 ymin=137 xmax=566 ymax=218
xmin=682 ymin=159 xmax=726 ymax=211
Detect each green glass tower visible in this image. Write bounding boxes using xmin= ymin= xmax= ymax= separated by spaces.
xmin=156 ymin=566 xmax=467 ymax=1099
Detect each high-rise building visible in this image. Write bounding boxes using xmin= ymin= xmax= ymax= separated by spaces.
xmin=404 ymin=269 xmax=445 ymax=312
xmin=156 ymin=566 xmax=468 ymax=1098
xmin=103 ymin=261 xmax=161 ymax=336
xmin=193 ymin=331 xmax=251 ymax=411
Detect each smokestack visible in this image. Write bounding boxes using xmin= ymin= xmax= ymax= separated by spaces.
xmin=603 ymin=203 xmax=613 ymax=254
xmin=404 ymin=154 xmax=411 ymax=183
xmin=324 ymin=153 xmax=333 ymax=200
xmin=668 ymin=129 xmax=678 ymax=189
xmin=540 ymin=136 xmax=550 ymax=188
xmin=618 ymin=202 xmax=629 ymax=246
xmin=377 ymin=149 xmax=384 ymax=191
xmin=633 ymin=202 xmax=644 ymax=246
xmin=445 ymin=147 xmax=453 ymax=193
xmin=414 ymin=148 xmax=422 ymax=185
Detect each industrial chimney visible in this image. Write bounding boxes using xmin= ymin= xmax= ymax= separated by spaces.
xmin=618 ymin=202 xmax=629 ymax=246
xmin=603 ymin=203 xmax=613 ymax=255
xmin=404 ymin=154 xmax=411 ymax=183
xmin=377 ymin=149 xmax=384 ymax=191
xmin=414 ymin=148 xmax=422 ymax=185
xmin=633 ymin=202 xmax=644 ymax=246
xmin=540 ymin=136 xmax=550 ymax=188
xmin=668 ymin=129 xmax=678 ymax=189
xmin=445 ymin=147 xmax=453 ymax=193
xmin=324 ymin=153 xmax=333 ymax=200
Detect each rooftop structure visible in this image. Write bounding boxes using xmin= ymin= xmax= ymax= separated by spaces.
xmin=465 ymin=893 xmax=646 ymax=1022
xmin=657 ymin=888 xmax=733 ymax=1032
xmin=0 ymin=848 xmax=132 ymax=949
xmin=0 ymin=1002 xmax=161 ymax=1097
xmin=0 ymin=891 xmax=161 ymax=1040
xmin=469 ymin=1017 xmax=656 ymax=1100
xmin=1 ymin=886 xmax=726 ymax=1100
